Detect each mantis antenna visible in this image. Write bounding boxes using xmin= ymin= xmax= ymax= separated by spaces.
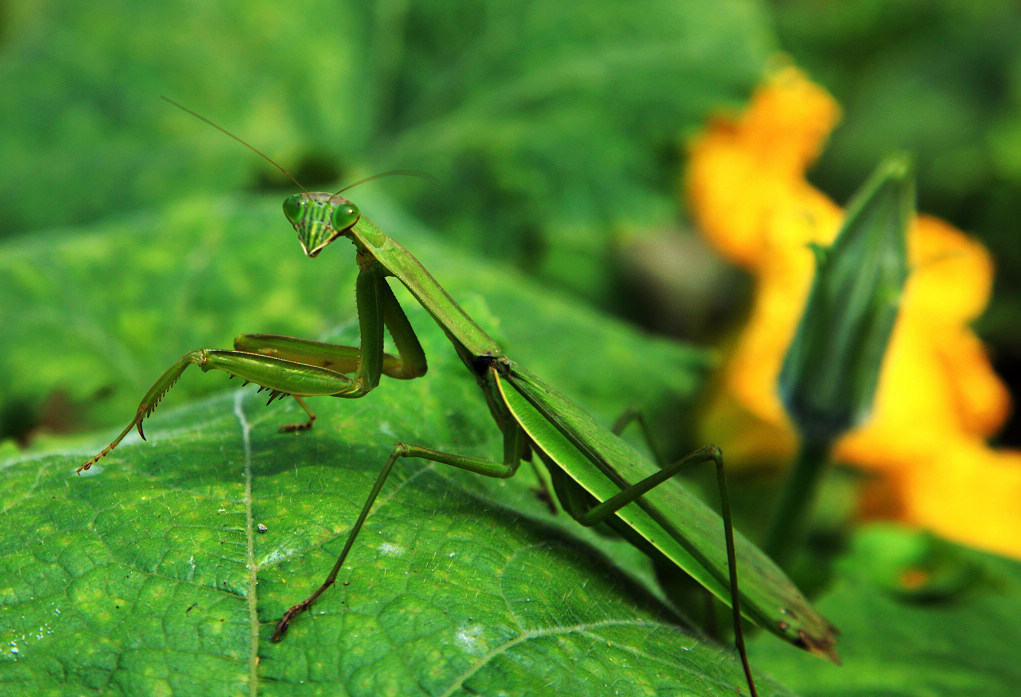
xmin=161 ymin=96 xmax=435 ymax=196
xmin=161 ymin=96 xmax=309 ymax=193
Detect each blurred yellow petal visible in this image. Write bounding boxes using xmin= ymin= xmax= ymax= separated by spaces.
xmin=912 ymin=444 xmax=1021 ymax=559
xmin=860 ymin=441 xmax=1021 ymax=559
xmin=686 ymin=64 xmax=1017 ymax=558
xmin=911 ymin=216 xmax=993 ymax=323
xmin=687 ymin=65 xmax=841 ymax=268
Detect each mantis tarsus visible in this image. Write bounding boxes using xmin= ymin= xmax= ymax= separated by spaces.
xmin=79 ymin=102 xmax=839 ymax=697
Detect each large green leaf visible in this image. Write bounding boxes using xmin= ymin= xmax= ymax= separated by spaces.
xmin=1 ymin=367 xmax=774 ymax=696
xmin=0 ymin=193 xmax=796 ymax=695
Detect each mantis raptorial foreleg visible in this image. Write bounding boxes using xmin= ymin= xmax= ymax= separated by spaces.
xmin=76 ymin=349 xmax=359 ymax=472
xmin=78 ymin=264 xmax=426 ymax=473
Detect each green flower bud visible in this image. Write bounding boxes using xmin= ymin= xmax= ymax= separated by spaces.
xmin=778 ymin=154 xmax=914 ymax=443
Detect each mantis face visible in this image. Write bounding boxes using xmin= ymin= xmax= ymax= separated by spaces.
xmin=283 ymin=192 xmax=361 ymax=258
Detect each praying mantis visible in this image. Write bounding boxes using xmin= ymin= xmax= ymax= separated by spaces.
xmin=79 ymin=102 xmax=839 ymax=697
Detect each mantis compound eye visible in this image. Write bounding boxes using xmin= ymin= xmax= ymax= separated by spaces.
xmin=282 ymin=193 xmax=303 ymax=224
xmin=331 ymin=202 xmax=360 ymax=230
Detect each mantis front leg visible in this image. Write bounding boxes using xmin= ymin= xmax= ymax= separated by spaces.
xmin=78 ymin=267 xmax=427 ymax=472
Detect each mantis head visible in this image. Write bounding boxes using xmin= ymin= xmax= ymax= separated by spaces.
xmin=283 ymin=192 xmax=361 ymax=258
xmin=158 ymin=99 xmax=425 ymax=260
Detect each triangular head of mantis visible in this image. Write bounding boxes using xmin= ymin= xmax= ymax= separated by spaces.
xmin=283 ymin=192 xmax=361 ymax=258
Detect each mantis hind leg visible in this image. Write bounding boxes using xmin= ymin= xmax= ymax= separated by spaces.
xmin=570 ymin=445 xmax=758 ymax=697
xmin=611 ymin=405 xmax=666 ymax=466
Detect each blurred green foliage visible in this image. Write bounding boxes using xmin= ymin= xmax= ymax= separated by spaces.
xmin=0 ymin=0 xmax=772 ymax=304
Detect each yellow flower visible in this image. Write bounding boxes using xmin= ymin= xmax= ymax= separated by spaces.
xmin=687 ymin=65 xmax=1019 ymax=559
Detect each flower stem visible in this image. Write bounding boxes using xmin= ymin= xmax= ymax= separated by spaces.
xmin=765 ymin=435 xmax=832 ymax=567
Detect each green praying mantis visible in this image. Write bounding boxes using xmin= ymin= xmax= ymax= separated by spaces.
xmin=78 ymin=102 xmax=839 ymax=697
